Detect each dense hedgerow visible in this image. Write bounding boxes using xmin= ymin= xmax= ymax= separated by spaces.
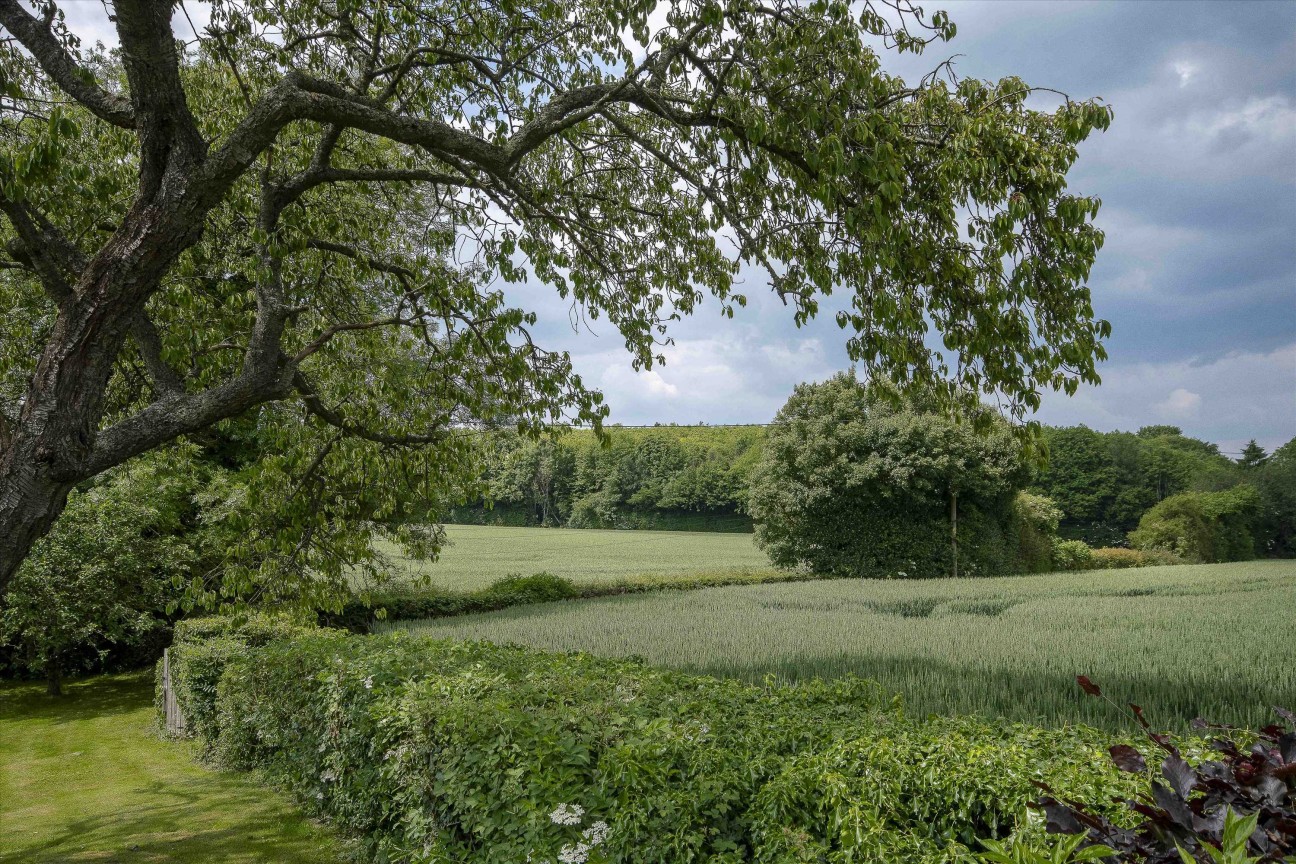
xmin=324 ymin=571 xmax=818 ymax=633
xmin=166 ymin=616 xmax=1142 ymax=863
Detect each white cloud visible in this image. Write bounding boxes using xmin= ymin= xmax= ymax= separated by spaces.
xmin=1037 ymin=343 xmax=1296 ymax=452
xmin=1172 ymin=60 xmax=1197 ymax=88
xmin=1156 ymin=387 xmax=1202 ymax=419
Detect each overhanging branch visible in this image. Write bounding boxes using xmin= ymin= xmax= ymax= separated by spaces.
xmin=0 ymin=0 xmax=136 ymax=129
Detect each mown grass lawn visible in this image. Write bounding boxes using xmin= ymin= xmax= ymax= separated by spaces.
xmin=0 ymin=672 xmax=344 ymax=863
xmin=372 ymin=523 xmax=774 ymax=590
xmin=389 ymin=559 xmax=1296 ymax=731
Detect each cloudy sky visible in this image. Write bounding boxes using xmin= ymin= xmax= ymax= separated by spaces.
xmin=519 ymin=0 xmax=1296 ymax=454
xmin=47 ymin=0 xmax=1296 ymax=453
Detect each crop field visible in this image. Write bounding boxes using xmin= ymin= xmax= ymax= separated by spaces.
xmin=372 ymin=523 xmax=774 ymax=590
xmin=387 ymin=559 xmax=1296 ymax=730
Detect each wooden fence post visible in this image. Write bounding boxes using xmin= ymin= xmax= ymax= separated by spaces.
xmin=162 ymin=648 xmax=186 ymax=736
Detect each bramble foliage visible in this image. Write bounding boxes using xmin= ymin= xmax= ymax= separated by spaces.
xmin=1051 ymin=539 xmax=1094 ymax=571
xmin=749 ymin=374 xmax=1037 ymax=578
xmin=1076 ymin=547 xmax=1183 ymax=570
xmin=1033 ymin=678 xmax=1295 ymax=863
xmin=1013 ymin=491 xmax=1065 ymax=573
xmin=1129 ymin=486 xmax=1262 ymax=563
xmin=167 ymin=616 xmax=1141 ymax=863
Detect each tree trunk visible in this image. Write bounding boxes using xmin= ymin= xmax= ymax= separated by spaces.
xmin=0 ymin=201 xmax=209 ymax=595
xmin=0 ymin=289 xmax=140 ymax=594
xmin=0 ymin=449 xmax=78 ymax=595
xmin=950 ymin=489 xmax=959 ymax=579
xmin=46 ymin=655 xmax=64 ymax=696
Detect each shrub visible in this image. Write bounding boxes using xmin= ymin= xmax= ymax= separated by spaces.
xmin=1013 ymin=492 xmax=1064 ymax=573
xmin=1129 ymin=485 xmax=1262 ymax=563
xmin=324 ymin=572 xmax=580 ymax=631
xmin=168 ymin=617 xmax=1139 ymax=863
xmin=1052 ymin=539 xmax=1094 ymax=571
xmin=0 ymin=452 xmax=201 ymax=693
xmin=749 ymin=374 xmax=1031 ymax=579
xmin=1032 ymin=678 xmax=1294 ymax=863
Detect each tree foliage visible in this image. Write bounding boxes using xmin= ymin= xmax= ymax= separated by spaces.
xmin=1128 ymin=485 xmax=1262 ymax=564
xmin=0 ymin=451 xmax=196 ymax=692
xmin=1032 ymin=425 xmax=1244 ymax=538
xmin=456 ymin=426 xmax=764 ymax=530
xmin=748 ymin=373 xmax=1037 ymax=578
xmin=0 ymin=0 xmax=1114 ymax=596
xmin=1254 ymin=438 xmax=1296 ymax=557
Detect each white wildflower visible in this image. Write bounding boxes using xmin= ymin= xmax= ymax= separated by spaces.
xmin=581 ymin=821 xmax=609 ymax=845
xmin=549 ymin=803 xmax=584 ymax=826
xmin=363 ymin=676 xmax=374 ymax=690
xmin=558 ymin=842 xmax=590 ymax=864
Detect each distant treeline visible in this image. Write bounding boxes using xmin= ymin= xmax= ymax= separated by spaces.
xmin=1035 ymin=425 xmax=1257 ymax=545
xmin=452 ymin=423 xmax=1292 ymax=551
xmin=450 ymin=426 xmax=764 ymax=532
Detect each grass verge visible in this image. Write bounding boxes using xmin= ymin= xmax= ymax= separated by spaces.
xmin=0 ymin=672 xmax=344 ymax=863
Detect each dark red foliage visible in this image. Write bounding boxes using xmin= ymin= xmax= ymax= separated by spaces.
xmin=1032 ymin=678 xmax=1295 ymax=863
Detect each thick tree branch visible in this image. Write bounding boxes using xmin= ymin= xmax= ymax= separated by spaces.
xmin=0 ymin=0 xmax=136 ymax=129
xmin=112 ymin=0 xmax=207 ymax=186
xmin=85 ymin=363 xmax=293 ymax=476
xmin=130 ymin=311 xmax=185 ymax=397
xmin=0 ymin=194 xmax=76 ymax=301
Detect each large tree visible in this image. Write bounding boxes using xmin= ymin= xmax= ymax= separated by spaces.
xmin=0 ymin=0 xmax=1113 ymax=595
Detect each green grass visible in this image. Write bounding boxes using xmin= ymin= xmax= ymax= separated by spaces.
xmin=372 ymin=523 xmax=775 ymax=591
xmin=0 ymin=672 xmax=344 ymax=863
xmin=386 ymin=559 xmax=1296 ymax=731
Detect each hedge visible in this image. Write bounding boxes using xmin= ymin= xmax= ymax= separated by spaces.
xmin=163 ymin=616 xmax=1140 ymax=863
xmin=321 ymin=571 xmax=821 ymax=633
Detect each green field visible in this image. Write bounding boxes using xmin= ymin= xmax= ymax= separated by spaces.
xmin=0 ymin=673 xmax=343 ymax=863
xmin=373 ymin=523 xmax=774 ymax=590
xmin=387 ymin=559 xmax=1296 ymax=730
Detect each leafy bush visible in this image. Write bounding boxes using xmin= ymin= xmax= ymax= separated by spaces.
xmin=1013 ymin=492 xmax=1064 ymax=573
xmin=749 ymin=374 xmax=1032 ymax=579
xmin=0 ymin=452 xmax=201 ymax=692
xmin=1129 ymin=486 xmax=1262 ymax=563
xmin=1052 ymin=540 xmax=1094 ymax=571
xmin=325 ymin=569 xmax=819 ymax=632
xmin=168 ymin=617 xmax=1139 ymax=863
xmin=1032 ymin=678 xmax=1294 ymax=863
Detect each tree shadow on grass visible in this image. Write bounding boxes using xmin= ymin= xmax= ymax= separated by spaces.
xmin=5 ymin=771 xmax=342 ymax=863
xmin=0 ymin=671 xmax=155 ymax=726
